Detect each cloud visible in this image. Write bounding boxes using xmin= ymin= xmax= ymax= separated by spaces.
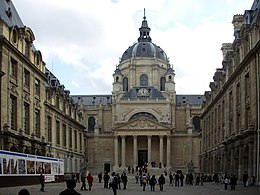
xmin=12 ymin=0 xmax=253 ymax=95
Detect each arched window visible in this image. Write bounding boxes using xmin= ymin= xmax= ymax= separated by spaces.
xmin=140 ymin=74 xmax=148 ymax=86
xmin=123 ymin=77 xmax=128 ymax=91
xmin=193 ymin=116 xmax=201 ymax=131
xmin=160 ymin=77 xmax=166 ymax=91
xmin=88 ymin=117 xmax=95 ymax=133
xmin=129 ymin=112 xmax=157 ymax=122
xmin=116 ymin=76 xmax=119 ymax=82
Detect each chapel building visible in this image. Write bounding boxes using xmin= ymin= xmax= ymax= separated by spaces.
xmin=72 ymin=12 xmax=204 ymax=174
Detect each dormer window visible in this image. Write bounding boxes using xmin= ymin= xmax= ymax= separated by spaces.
xmin=6 ymin=7 xmax=12 ymax=18
xmin=12 ymin=29 xmax=17 ymax=43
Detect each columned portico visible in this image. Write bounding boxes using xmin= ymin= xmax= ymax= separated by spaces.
xmin=121 ymin=136 xmax=126 ymax=167
xmin=159 ymin=135 xmax=164 ymax=164
xmin=166 ymin=135 xmax=171 ymax=166
xmin=133 ymin=135 xmax=137 ymax=167
xmin=114 ymin=136 xmax=119 ymax=168
xmin=148 ymin=135 xmax=152 ymax=166
xmin=113 ymin=117 xmax=172 ymax=170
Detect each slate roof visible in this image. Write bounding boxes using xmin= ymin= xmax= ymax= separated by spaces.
xmin=71 ymin=95 xmax=112 ymax=106
xmin=176 ymin=95 xmax=205 ymax=106
xmin=120 ymin=12 xmax=168 ymax=63
xmin=0 ymin=0 xmax=24 ymax=28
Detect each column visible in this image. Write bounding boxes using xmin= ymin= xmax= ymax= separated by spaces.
xmin=121 ymin=136 xmax=126 ymax=167
xmin=114 ymin=136 xmax=119 ymax=168
xmin=133 ymin=136 xmax=137 ymax=167
xmin=147 ymin=135 xmax=152 ymax=165
xmin=159 ymin=135 xmax=164 ymax=164
xmin=166 ymin=135 xmax=171 ymax=167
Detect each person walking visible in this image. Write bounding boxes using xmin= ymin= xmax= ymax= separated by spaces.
xmin=169 ymin=172 xmax=173 ymax=186
xmin=121 ymin=172 xmax=128 ymax=189
xmin=243 ymin=171 xmax=248 ymax=187
xmin=104 ymin=172 xmax=110 ymax=188
xmin=86 ymin=172 xmax=94 ymax=191
xmin=175 ymin=172 xmax=179 ymax=187
xmin=149 ymin=175 xmax=157 ymax=191
xmin=59 ymin=180 xmax=81 ymax=195
xmin=98 ymin=172 xmax=102 ymax=183
xmin=18 ymin=189 xmax=30 ymax=195
xmin=142 ymin=174 xmax=147 ymax=191
xmin=158 ymin=174 xmax=165 ymax=191
xmin=80 ymin=173 xmax=87 ymax=191
xmin=230 ymin=174 xmax=237 ymax=190
xmin=39 ymin=173 xmax=45 ymax=192
xmin=110 ymin=172 xmax=118 ymax=195
xmin=224 ymin=175 xmax=229 ymax=190
xmin=180 ymin=172 xmax=184 ymax=186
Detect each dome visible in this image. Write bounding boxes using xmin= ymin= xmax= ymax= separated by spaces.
xmin=120 ymin=10 xmax=168 ymax=63
xmin=121 ymin=42 xmax=168 ymax=62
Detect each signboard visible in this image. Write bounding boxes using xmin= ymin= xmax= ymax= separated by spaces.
xmin=0 ymin=150 xmax=64 ymax=176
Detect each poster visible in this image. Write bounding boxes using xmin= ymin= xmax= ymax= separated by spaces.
xmin=26 ymin=160 xmax=35 ymax=174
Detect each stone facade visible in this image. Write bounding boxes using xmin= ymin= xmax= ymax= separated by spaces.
xmin=72 ymin=14 xmax=204 ymax=174
xmin=0 ymin=0 xmax=86 ymax=175
xmin=200 ymin=0 xmax=260 ymax=185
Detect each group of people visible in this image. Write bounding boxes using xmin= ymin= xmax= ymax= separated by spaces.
xmin=16 ymin=169 xmax=251 ymax=195
xmin=139 ymin=173 xmax=166 ymax=191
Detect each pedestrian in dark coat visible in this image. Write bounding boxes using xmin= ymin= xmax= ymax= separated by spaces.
xmin=169 ymin=173 xmax=173 ymax=186
xmin=104 ymin=172 xmax=110 ymax=188
xmin=110 ymin=172 xmax=118 ymax=195
xmin=158 ymin=174 xmax=165 ymax=191
xmin=149 ymin=175 xmax=157 ymax=191
xmin=98 ymin=172 xmax=102 ymax=183
xmin=39 ymin=173 xmax=45 ymax=192
xmin=59 ymin=180 xmax=81 ymax=195
xmin=243 ymin=171 xmax=248 ymax=187
xmin=80 ymin=173 xmax=87 ymax=191
xmin=18 ymin=189 xmax=30 ymax=195
xmin=121 ymin=172 xmax=128 ymax=189
xmin=180 ymin=172 xmax=184 ymax=186
xmin=230 ymin=174 xmax=237 ymax=190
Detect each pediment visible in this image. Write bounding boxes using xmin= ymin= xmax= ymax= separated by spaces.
xmin=114 ymin=117 xmax=170 ymax=131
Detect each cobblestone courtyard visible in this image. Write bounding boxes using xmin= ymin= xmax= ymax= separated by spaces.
xmin=0 ymin=176 xmax=259 ymax=195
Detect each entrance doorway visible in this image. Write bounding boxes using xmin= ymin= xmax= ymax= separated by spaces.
xmin=138 ymin=150 xmax=148 ymax=166
xmin=104 ymin=163 xmax=110 ymax=173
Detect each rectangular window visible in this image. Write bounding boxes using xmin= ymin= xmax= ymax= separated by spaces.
xmin=10 ymin=58 xmax=18 ymax=78
xmin=35 ymin=109 xmax=40 ymax=138
xmin=74 ymin=130 xmax=77 ymax=149
xmin=25 ymin=41 xmax=30 ymax=57
xmin=79 ymin=133 xmax=82 ymax=151
xmin=229 ymin=91 xmax=233 ymax=112
xmin=24 ymin=103 xmax=30 ymax=135
xmin=56 ymin=120 xmax=60 ymax=145
xmin=69 ymin=128 xmax=72 ymax=149
xmin=63 ymin=102 xmax=66 ymax=113
xmin=35 ymin=78 xmax=40 ymax=95
xmin=10 ymin=95 xmax=17 ymax=130
xmin=236 ymin=83 xmax=240 ymax=104
xmin=47 ymin=116 xmax=52 ymax=142
xmin=24 ymin=69 xmax=30 ymax=88
xmin=56 ymin=95 xmax=60 ymax=109
xmin=245 ymin=73 xmax=250 ymax=97
xmin=63 ymin=124 xmax=67 ymax=147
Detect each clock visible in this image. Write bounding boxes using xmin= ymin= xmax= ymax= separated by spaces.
xmin=138 ymin=88 xmax=149 ymax=96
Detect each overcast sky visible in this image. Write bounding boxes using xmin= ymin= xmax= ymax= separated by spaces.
xmin=12 ymin=0 xmax=253 ymax=95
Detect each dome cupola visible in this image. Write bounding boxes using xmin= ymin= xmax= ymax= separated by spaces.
xmin=120 ymin=9 xmax=168 ymax=63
